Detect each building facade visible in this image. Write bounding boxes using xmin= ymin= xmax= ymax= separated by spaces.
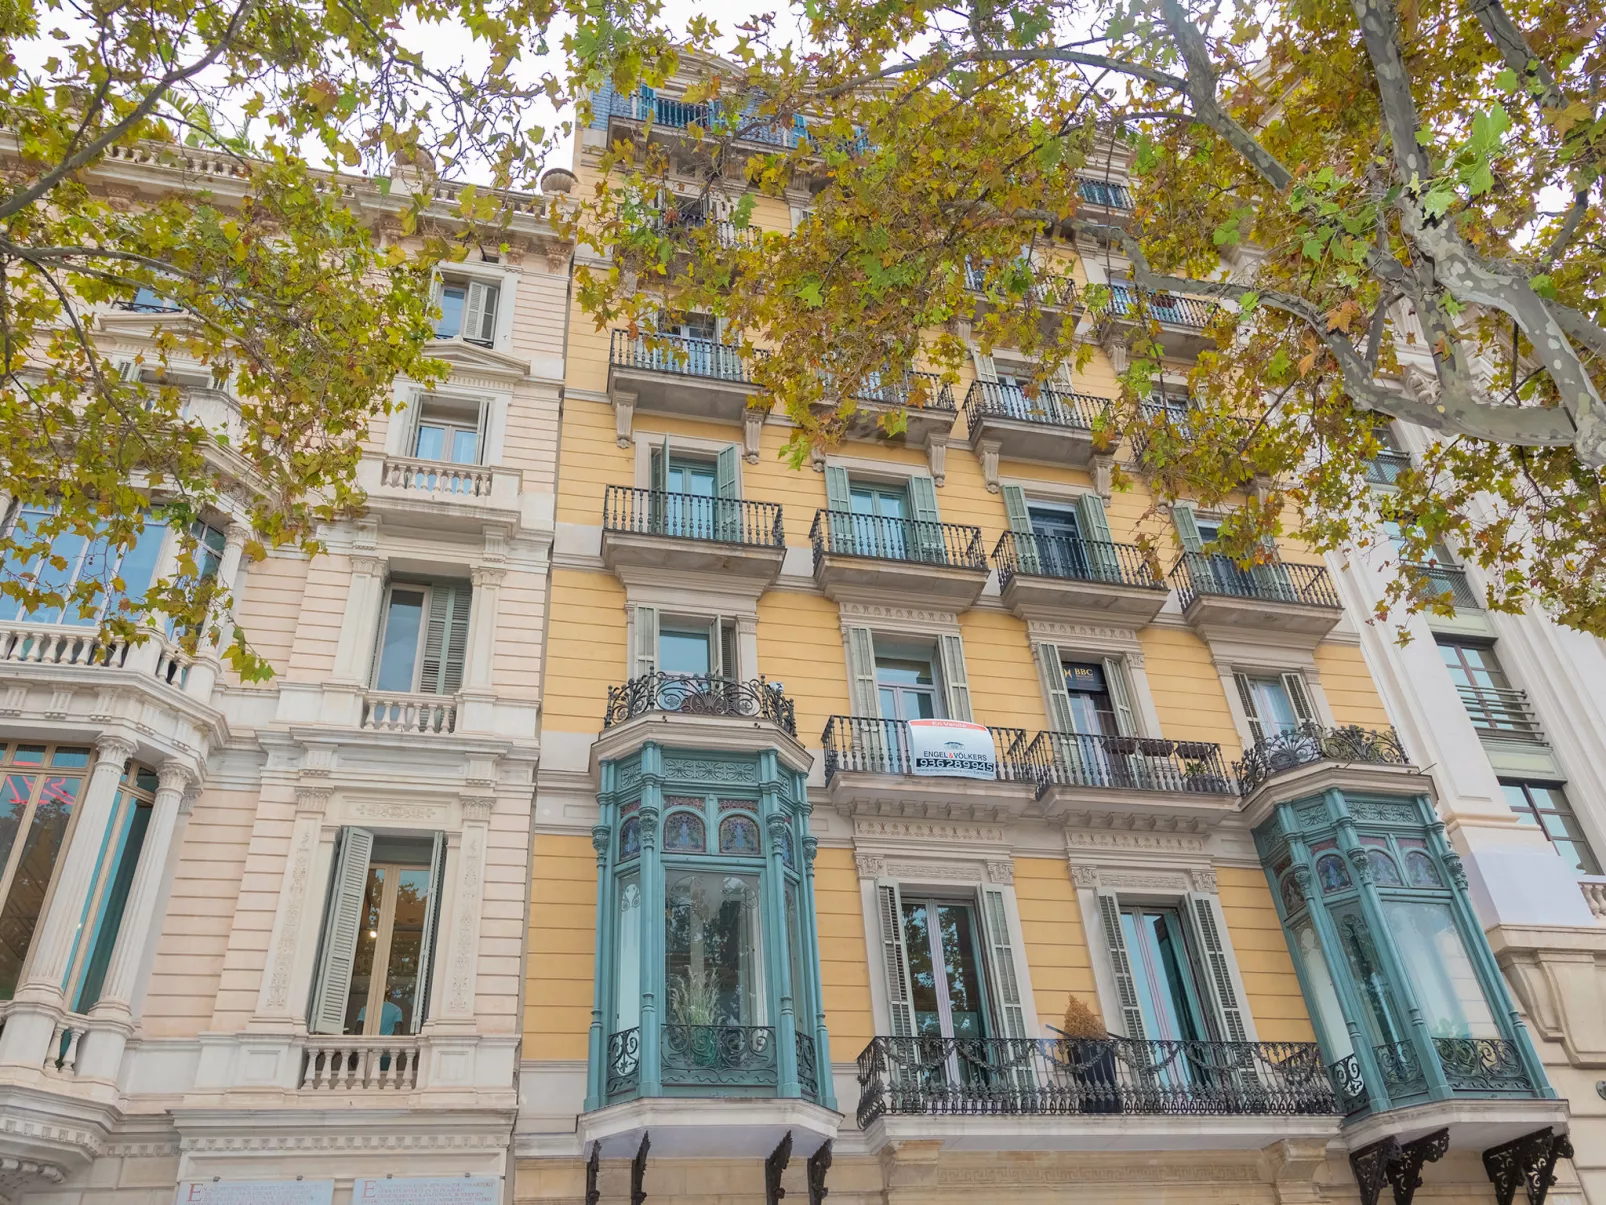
xmin=514 ymin=70 xmax=1584 ymax=1205
xmin=0 ymin=146 xmax=569 ymax=1199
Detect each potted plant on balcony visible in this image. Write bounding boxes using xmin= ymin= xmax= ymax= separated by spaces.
xmin=1056 ymin=995 xmax=1121 ymax=1114
xmin=669 ymin=965 xmax=721 ymax=1068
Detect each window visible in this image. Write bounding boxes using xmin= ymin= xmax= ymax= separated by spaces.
xmin=665 ymin=870 xmax=764 ymax=1028
xmin=647 ymin=438 xmax=740 ymax=541
xmin=903 ymin=897 xmax=989 ymax=1039
xmin=412 ymin=395 xmax=484 ymax=465
xmin=128 ymin=285 xmax=180 ymax=313
xmin=1437 ymin=639 xmax=1536 ymax=737
xmin=876 ymin=645 xmax=940 ymax=721
xmin=0 ymin=742 xmax=93 ymax=998
xmin=1501 ymin=782 xmax=1599 ymax=874
xmin=432 ymin=276 xmax=499 ymax=346
xmin=1119 ymin=905 xmax=1210 ymax=1043
xmin=1381 ymin=900 xmax=1499 ymax=1039
xmin=1062 ymin=661 xmax=1120 ymax=736
xmin=0 ymin=506 xmax=167 ymax=626
xmin=70 ymin=763 xmax=157 ymax=1010
xmin=309 ymin=828 xmax=446 ymax=1036
xmin=659 ymin=616 xmax=738 ymax=680
xmin=1234 ymin=671 xmax=1316 ymax=742
xmin=373 ymin=582 xmax=472 ymax=695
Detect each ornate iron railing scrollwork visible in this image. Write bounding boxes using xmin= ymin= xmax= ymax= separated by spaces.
xmin=604 ymin=673 xmax=797 ymax=735
xmin=1372 ymin=1040 xmax=1428 ymax=1098
xmin=607 ymin=1028 xmax=642 ymax=1098
xmin=1233 ymin=723 xmax=1411 ymax=794
xmin=795 ymin=1030 xmax=820 ymax=1100
xmin=1432 ymin=1037 xmax=1533 ymax=1094
xmin=661 ymin=1024 xmax=777 ymax=1087
xmin=1328 ymin=1053 xmax=1369 ymax=1114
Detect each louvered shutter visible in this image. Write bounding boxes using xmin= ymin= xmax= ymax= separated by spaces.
xmin=412 ymin=831 xmax=447 ymax=1032
xmin=1234 ymin=673 xmax=1266 ymax=743
xmin=1035 ymin=643 xmax=1076 ymax=733
xmin=1000 ymin=484 xmax=1040 ymax=575
xmin=1102 ymin=656 xmax=1139 ymax=737
xmin=633 ymin=605 xmax=659 ymax=677
xmin=462 ymin=281 xmax=491 ymax=343
xmin=719 ymin=618 xmax=739 ymax=681
xmin=937 ymin=632 xmax=973 ymax=722
xmin=428 ymin=278 xmax=444 ymax=329
xmin=823 ymin=464 xmax=852 ymax=553
xmin=970 ymin=348 xmax=999 ymax=383
xmin=714 ymin=445 xmax=740 ymax=542
xmin=1095 ymin=890 xmax=1147 ymax=1039
xmin=421 ymin=584 xmax=471 ymax=695
xmin=846 ymin=626 xmax=879 ymax=718
xmin=1173 ymin=504 xmax=1205 ymax=552
xmin=1078 ymin=493 xmax=1120 ymax=581
xmin=980 ymin=888 xmax=1028 ymax=1038
xmin=649 ymin=437 xmax=669 ymax=534
xmin=1282 ymin=672 xmax=1317 ymax=724
xmin=309 ymin=827 xmax=375 ymax=1034
xmin=1184 ymin=892 xmax=1249 ymax=1043
xmin=908 ymin=474 xmax=944 ymax=563
xmin=876 ymin=882 xmax=917 ymax=1036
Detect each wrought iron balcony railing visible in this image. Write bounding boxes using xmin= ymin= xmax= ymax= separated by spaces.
xmin=1169 ymin=552 xmax=1342 ymax=610
xmin=963 ymin=262 xmax=1078 ymax=308
xmin=810 ymin=510 xmax=987 ymax=572
xmin=609 ymin=329 xmax=760 ymax=384
xmin=1106 ymin=284 xmax=1215 ymax=329
xmin=1364 ymin=449 xmax=1413 ymax=485
xmin=1024 ymin=731 xmax=1236 ymax=798
xmin=596 ymin=85 xmax=802 ymax=147
xmin=604 ymin=673 xmax=797 ymax=736
xmin=838 ymin=370 xmax=957 ymax=412
xmin=646 ymin=212 xmax=760 ymax=249
xmin=820 ymin=716 xmax=1031 ymax=782
xmin=1233 ymin=723 xmax=1411 ymax=794
xmin=603 ymin=485 xmax=785 ymax=548
xmin=606 ymin=1024 xmax=815 ymax=1100
xmin=962 ymin=380 xmax=1109 ymax=433
xmin=1456 ymin=684 xmax=1544 ymax=742
xmin=856 ymin=1035 xmax=1337 ymax=1127
xmin=1433 ymin=1037 xmax=1533 ymax=1094
xmin=1410 ymin=563 xmax=1480 ymax=610
xmin=1077 ymin=177 xmax=1133 ymax=210
xmin=993 ymin=531 xmax=1163 ymax=592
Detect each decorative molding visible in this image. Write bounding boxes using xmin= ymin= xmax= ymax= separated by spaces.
xmin=470 ymin=565 xmax=507 ymax=589
xmin=1065 ymin=829 xmax=1207 ymax=854
xmin=986 ymin=859 xmax=1015 ymax=885
xmin=157 ymin=760 xmax=196 ymax=794
xmin=743 ymin=409 xmax=765 ymax=464
xmin=348 ymin=554 xmax=387 ymax=577
xmin=1024 ymin=619 xmax=1143 ymax=652
xmin=1098 ymin=869 xmax=1191 ymax=892
xmin=927 ymin=432 xmax=948 ymax=486
xmin=94 ymin=733 xmax=139 ymax=764
xmin=836 ymin=602 xmax=961 ymax=633
xmin=663 ymin=757 xmax=758 ymax=784
xmin=44 ymin=687 xmax=73 ymax=720
xmin=446 ymin=823 xmax=486 ymax=1013
xmin=294 ymin=787 xmax=332 ymax=814
xmin=1189 ymin=867 xmax=1219 ymax=894
xmin=932 ymin=1163 xmax=1260 ymax=1186
xmin=1070 ymin=864 xmax=1102 ymax=889
xmin=178 ymin=1131 xmax=510 ymax=1153
xmin=1387 ymin=1129 xmax=1449 ymax=1205
xmin=854 ymin=818 xmax=1008 ymax=845
xmin=265 ymin=822 xmax=318 ymax=1008
xmin=884 ymin=860 xmax=983 ymax=883
xmin=854 ymin=853 xmax=886 ymax=880
xmin=1091 ymin=452 xmax=1115 ymax=501
xmin=976 ymin=438 xmax=1001 ymax=493
xmin=351 ymin=799 xmax=443 ymax=823
xmin=460 ymin=796 xmax=495 ymax=823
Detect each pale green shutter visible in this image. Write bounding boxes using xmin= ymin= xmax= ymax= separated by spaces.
xmin=823 ymin=465 xmax=852 ymax=554
xmin=309 ymin=827 xmax=375 ymax=1034
xmin=1101 ymin=656 xmax=1138 ymax=737
xmin=1234 ymin=672 xmax=1266 ymax=743
xmin=876 ymin=882 xmax=916 ymax=1036
xmin=937 ymin=633 xmax=973 ymax=722
xmin=1035 ymin=643 xmax=1076 ymax=733
xmin=412 ymin=831 xmax=447 ymax=1033
xmin=633 ymin=605 xmax=659 ymax=677
xmin=1282 ymin=672 xmax=1317 ymax=725
xmin=846 ymin=626 xmax=879 ymax=717
xmin=650 ymin=436 xmax=669 ymax=492
xmin=649 ymin=437 xmax=669 ymax=534
xmin=715 ymin=446 xmax=738 ymax=498
xmin=1185 ymin=892 xmax=1248 ymax=1043
xmin=824 ymin=464 xmax=852 ymax=512
xmin=1173 ymin=504 xmax=1204 ymax=552
xmin=1000 ymin=484 xmax=1040 ymax=575
xmin=908 ymin=474 xmax=943 ymax=563
xmin=715 ymin=445 xmax=740 ymax=541
xmin=421 ymin=583 xmax=471 ymax=695
xmin=1095 ymin=890 xmax=1147 ymax=1039
xmin=1078 ymin=493 xmax=1120 ymax=581
xmin=980 ymin=888 xmax=1028 ymax=1038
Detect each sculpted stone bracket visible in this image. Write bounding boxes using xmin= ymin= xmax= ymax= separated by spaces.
xmin=1350 ymin=1128 xmax=1448 ymax=1205
xmin=585 ymin=1141 xmax=600 ymax=1205
xmin=631 ymin=1131 xmax=650 ymax=1205
xmin=765 ymin=1130 xmax=792 ymax=1205
xmin=1483 ymin=1127 xmax=1574 ymax=1205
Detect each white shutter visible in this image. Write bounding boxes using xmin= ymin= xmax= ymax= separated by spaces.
xmin=1035 ymin=643 xmax=1076 ymax=733
xmin=846 ymin=626 xmax=879 ymax=718
xmin=937 ymin=632 xmax=973 ymax=722
xmin=309 ymin=827 xmax=375 ymax=1035
xmin=876 ymin=881 xmax=916 ymax=1036
xmin=1095 ymin=890 xmax=1147 ymax=1039
xmin=633 ymin=605 xmax=659 ymax=677
xmin=1102 ymin=656 xmax=1139 ymax=737
xmin=462 ymin=281 xmax=489 ymax=343
xmin=412 ymin=831 xmax=447 ymax=1032
xmin=980 ymin=887 xmax=1028 ymax=1038
xmin=970 ymin=348 xmax=998 ymax=383
xmin=1000 ymin=484 xmax=1040 ymax=575
xmin=1282 ymin=672 xmax=1317 ymax=724
xmin=428 ymin=278 xmax=444 ymax=330
xmin=1184 ymin=892 xmax=1249 ymax=1043
xmin=1234 ymin=673 xmax=1266 ymax=744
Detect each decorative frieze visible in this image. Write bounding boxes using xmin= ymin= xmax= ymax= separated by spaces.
xmin=836 ymin=602 xmax=961 ymax=632
xmin=1065 ymin=829 xmax=1207 ymax=854
xmin=854 ymin=818 xmax=1008 ymax=845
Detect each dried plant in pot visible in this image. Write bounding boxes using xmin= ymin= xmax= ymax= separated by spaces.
xmin=1059 ymin=994 xmax=1121 ymax=1114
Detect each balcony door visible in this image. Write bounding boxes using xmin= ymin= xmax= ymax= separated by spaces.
xmin=849 ymin=483 xmax=909 ymax=560
xmin=1120 ymin=905 xmax=1210 ymax=1044
xmin=876 ymin=651 xmax=941 ymax=722
xmin=661 ymin=457 xmax=715 ymax=539
xmin=902 ymin=898 xmax=990 ymax=1044
xmin=1029 ymin=504 xmax=1089 ymax=579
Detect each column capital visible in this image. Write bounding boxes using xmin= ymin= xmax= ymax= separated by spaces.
xmin=224 ymin=521 xmax=252 ymax=549
xmin=348 ymin=554 xmax=387 ymax=578
xmin=470 ymin=564 xmax=506 ymax=589
xmin=94 ymin=734 xmax=137 ymax=764
xmin=157 ymin=761 xmax=196 ymax=795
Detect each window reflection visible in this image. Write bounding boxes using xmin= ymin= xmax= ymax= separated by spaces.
xmin=664 ymin=871 xmax=763 ymax=1028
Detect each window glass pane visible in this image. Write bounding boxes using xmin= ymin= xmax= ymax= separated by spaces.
xmin=0 ymin=773 xmax=35 ymax=875
xmin=877 ymin=686 xmax=897 ymax=721
xmin=1382 ymin=900 xmax=1499 ymax=1038
xmin=1249 ymin=677 xmax=1299 ymax=734
xmin=25 ymin=528 xmax=87 ymax=623
xmin=901 ymin=901 xmax=941 ymax=1036
xmin=109 ymin=522 xmax=167 ymax=616
xmin=435 ymin=285 xmax=466 ymax=338
xmin=668 ymin=460 xmax=717 ymax=496
xmin=1294 ymin=921 xmax=1354 ymax=1058
xmin=660 ymin=629 xmax=711 ymax=676
xmin=450 ymin=429 xmax=479 ymax=464
xmin=665 ymin=871 xmax=764 ymax=1027
xmin=374 ymin=590 xmax=426 ymax=691
xmin=935 ymin=903 xmax=987 ymax=1040
xmin=12 ymin=745 xmax=46 ymax=767
xmin=414 ymin=424 xmax=446 ymax=461
xmin=876 ymin=658 xmax=933 ymax=687
xmin=381 ymin=868 xmax=431 ymax=1034
xmin=1332 ymin=909 xmax=1411 ymax=1049
xmin=0 ymin=774 xmax=80 ymax=998
xmin=785 ymin=882 xmax=806 ymax=1015
xmin=615 ymin=876 xmax=642 ymax=1033
xmin=75 ymin=796 xmax=153 ymax=1009
xmin=344 ymin=867 xmax=387 ymax=1034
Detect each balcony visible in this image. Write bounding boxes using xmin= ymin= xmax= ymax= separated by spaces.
xmin=593 ymin=674 xmax=809 ymax=774
xmin=1457 ymin=685 xmax=1544 ymax=743
xmin=0 ymin=620 xmax=219 ymax=707
xmin=1364 ymin=449 xmax=1413 ymax=486
xmin=594 ymin=83 xmax=802 ymax=152
xmin=1236 ymin=724 xmax=1410 ymax=797
xmin=855 ymin=1035 xmax=1339 ymax=1152
xmin=963 ymin=381 xmax=1111 ymax=475
xmin=1169 ymin=553 xmax=1343 ymax=640
xmin=357 ymin=454 xmax=523 ymax=533
xmin=1076 ymin=176 xmax=1134 ymax=212
xmin=809 ymin=510 xmax=989 ymax=607
xmin=820 ymin=715 xmax=1036 ymax=814
xmin=607 ymin=329 xmax=764 ymax=435
xmin=832 ymin=372 xmax=958 ymax=458
xmin=605 ymin=1024 xmax=821 ymax=1101
xmin=993 ymin=531 xmax=1167 ymax=624
xmin=1025 ymin=731 xmax=1237 ymax=824
xmin=600 ymin=486 xmax=786 ymax=586
xmin=1104 ymin=285 xmax=1216 ymax=358
xmin=359 ymin=690 xmax=458 ymax=734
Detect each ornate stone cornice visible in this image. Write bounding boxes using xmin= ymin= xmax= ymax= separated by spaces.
xmin=837 ymin=602 xmax=960 ymax=633
xmin=854 ymin=818 xmax=1008 ymax=845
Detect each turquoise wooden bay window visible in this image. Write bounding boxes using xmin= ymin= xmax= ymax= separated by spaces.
xmin=585 ymin=742 xmax=833 ymax=1110
xmin=1255 ymin=789 xmax=1551 ymax=1118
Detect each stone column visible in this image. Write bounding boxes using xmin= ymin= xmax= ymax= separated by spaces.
xmin=331 ymin=554 xmax=388 ymax=685
xmin=0 ymin=734 xmax=136 ymax=1068
xmin=432 ymin=797 xmax=491 ymax=1025
xmin=251 ymin=787 xmax=332 ymax=1028
xmin=461 ymin=566 xmax=504 ymax=695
